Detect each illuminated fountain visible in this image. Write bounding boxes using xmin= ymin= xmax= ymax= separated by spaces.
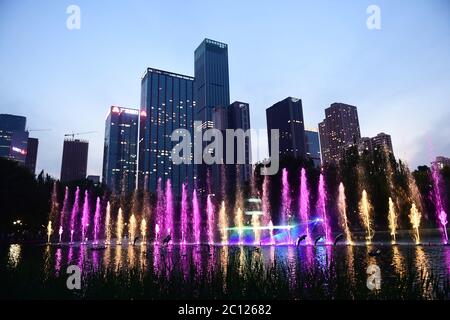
xmin=140 ymin=218 xmax=147 ymax=244
xmin=281 ymin=168 xmax=292 ymax=244
xmin=262 ymin=174 xmax=275 ymax=245
xmin=69 ymin=187 xmax=80 ymax=243
xmin=409 ymin=202 xmax=422 ymax=244
xmin=165 ymin=180 xmax=174 ymax=238
xmin=234 ymin=207 xmax=244 ymax=245
xmin=219 ymin=201 xmax=228 ymax=244
xmin=251 ymin=209 xmax=261 ymax=245
xmin=47 ymin=221 xmax=53 ymax=243
xmin=59 ymin=187 xmax=69 ymax=243
xmin=81 ymin=190 xmax=90 ymax=244
xmin=207 ymin=194 xmax=215 ymax=245
xmin=105 ymin=201 xmax=111 ymax=245
xmin=93 ymin=197 xmax=101 ymax=244
xmin=388 ymin=197 xmax=398 ymax=244
xmin=116 ymin=208 xmax=123 ymax=245
xmin=432 ymin=164 xmax=448 ymax=244
xmin=359 ymin=190 xmax=373 ymax=243
xmin=317 ymin=174 xmax=332 ymax=244
xmin=192 ymin=189 xmax=201 ymax=244
xmin=337 ymin=183 xmax=353 ymax=245
xmin=155 ymin=178 xmax=164 ymax=243
xmin=180 ymin=183 xmax=188 ymax=245
xmin=129 ymin=214 xmax=137 ymax=245
xmin=299 ymin=169 xmax=312 ymax=245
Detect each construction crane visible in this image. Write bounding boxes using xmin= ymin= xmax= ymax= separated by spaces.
xmin=64 ymin=131 xmax=97 ymax=139
xmin=27 ymin=129 xmax=52 ymax=132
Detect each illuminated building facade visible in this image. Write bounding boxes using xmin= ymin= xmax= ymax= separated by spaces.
xmin=319 ymin=103 xmax=361 ymax=164
xmin=102 ymin=106 xmax=139 ymax=194
xmin=138 ymin=68 xmax=195 ymax=196
xmin=0 ymin=114 xmax=29 ymax=164
xmin=266 ymin=97 xmax=306 ymax=159
xmin=305 ymin=128 xmax=321 ymax=167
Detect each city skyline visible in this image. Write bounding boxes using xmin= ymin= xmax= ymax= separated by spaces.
xmin=1 ymin=0 xmax=450 ymax=177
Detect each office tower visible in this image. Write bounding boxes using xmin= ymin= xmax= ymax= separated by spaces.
xmin=304 ymin=128 xmax=321 ymax=168
xmin=212 ymin=102 xmax=252 ymax=193
xmin=60 ymin=139 xmax=88 ymax=182
xmin=138 ymin=68 xmax=195 ymax=196
xmin=357 ymin=137 xmax=373 ymax=154
xmin=0 ymin=114 xmax=29 ymax=164
xmin=266 ymin=97 xmax=306 ymax=159
xmin=371 ymin=132 xmax=394 ymax=154
xmin=319 ymin=103 xmax=361 ymax=164
xmin=194 ymin=38 xmax=230 ymax=195
xmin=102 ymin=106 xmax=139 ymax=194
xmin=87 ymin=175 xmax=100 ymax=184
xmin=25 ymin=137 xmax=39 ymax=174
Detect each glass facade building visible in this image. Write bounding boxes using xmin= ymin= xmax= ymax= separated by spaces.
xmin=266 ymin=97 xmax=306 ymax=159
xmin=102 ymin=106 xmax=139 ymax=194
xmin=0 ymin=114 xmax=29 ymax=164
xmin=305 ymin=129 xmax=321 ymax=168
xmin=194 ymin=38 xmax=230 ymax=195
xmin=138 ymin=68 xmax=195 ymax=196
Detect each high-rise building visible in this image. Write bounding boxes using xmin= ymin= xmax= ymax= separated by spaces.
xmin=213 ymin=102 xmax=252 ymax=192
xmin=0 ymin=114 xmax=29 ymax=164
xmin=194 ymin=38 xmax=230 ymax=195
xmin=266 ymin=97 xmax=306 ymax=159
xmin=25 ymin=137 xmax=39 ymax=174
xmin=371 ymin=132 xmax=394 ymax=154
xmin=138 ymin=67 xmax=195 ymax=196
xmin=102 ymin=106 xmax=139 ymax=194
xmin=60 ymin=139 xmax=88 ymax=182
xmin=319 ymin=103 xmax=361 ymax=164
xmin=305 ymin=128 xmax=321 ymax=168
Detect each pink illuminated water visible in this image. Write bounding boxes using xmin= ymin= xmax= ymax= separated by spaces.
xmin=299 ymin=169 xmax=312 ymax=245
xmin=59 ymin=186 xmax=69 ymax=241
xmin=281 ymin=168 xmax=292 ymax=243
xmin=181 ymin=183 xmax=188 ymax=244
xmin=192 ymin=189 xmax=201 ymax=244
xmin=155 ymin=178 xmax=164 ymax=242
xmin=318 ymin=174 xmax=332 ymax=244
xmin=81 ymin=190 xmax=90 ymax=243
xmin=69 ymin=187 xmax=80 ymax=243
xmin=432 ymin=165 xmax=448 ymax=244
xmin=93 ymin=197 xmax=101 ymax=244
xmin=207 ymin=194 xmax=215 ymax=245
xmin=165 ymin=179 xmax=174 ymax=239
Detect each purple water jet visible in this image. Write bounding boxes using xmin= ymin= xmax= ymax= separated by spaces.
xmin=299 ymin=169 xmax=312 ymax=245
xmin=81 ymin=190 xmax=90 ymax=243
xmin=155 ymin=178 xmax=164 ymax=242
xmin=181 ymin=183 xmax=188 ymax=244
xmin=165 ymin=179 xmax=174 ymax=239
xmin=192 ymin=189 xmax=201 ymax=244
xmin=93 ymin=197 xmax=101 ymax=244
xmin=59 ymin=186 xmax=69 ymax=242
xmin=317 ymin=174 xmax=332 ymax=244
xmin=69 ymin=187 xmax=80 ymax=243
xmin=207 ymin=194 xmax=215 ymax=245
xmin=432 ymin=164 xmax=448 ymax=244
xmin=281 ymin=168 xmax=292 ymax=243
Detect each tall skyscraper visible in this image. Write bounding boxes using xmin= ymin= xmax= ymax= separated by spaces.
xmin=138 ymin=67 xmax=195 ymax=196
xmin=25 ymin=137 xmax=39 ymax=174
xmin=266 ymin=97 xmax=306 ymax=159
xmin=305 ymin=128 xmax=321 ymax=168
xmin=212 ymin=101 xmax=252 ymax=193
xmin=60 ymin=139 xmax=88 ymax=182
xmin=194 ymin=38 xmax=230 ymax=195
xmin=319 ymin=103 xmax=361 ymax=164
xmin=0 ymin=114 xmax=29 ymax=164
xmin=102 ymin=106 xmax=139 ymax=194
